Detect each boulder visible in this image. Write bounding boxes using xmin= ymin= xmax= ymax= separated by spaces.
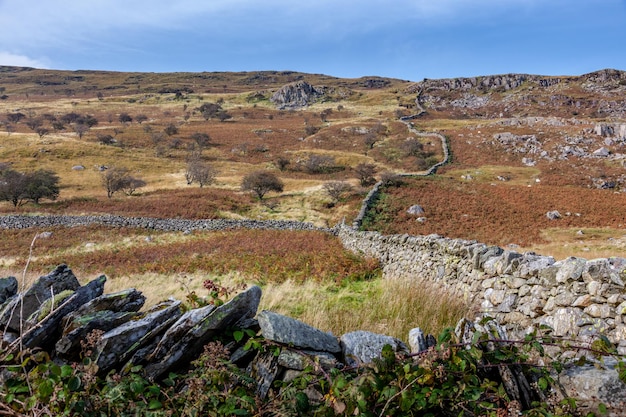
xmin=546 ymin=210 xmax=562 ymax=220
xmin=258 ymin=310 xmax=341 ymax=353
xmin=593 ymin=147 xmax=610 ymax=157
xmin=408 ymin=328 xmax=436 ymax=353
xmin=555 ymin=257 xmax=587 ymax=283
xmin=277 ymin=349 xmax=338 ymax=371
xmin=407 ymin=205 xmax=425 ymax=216
xmin=340 ymin=330 xmax=408 ymax=367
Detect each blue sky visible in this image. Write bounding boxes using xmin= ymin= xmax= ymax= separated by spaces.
xmin=0 ymin=0 xmax=625 ymax=81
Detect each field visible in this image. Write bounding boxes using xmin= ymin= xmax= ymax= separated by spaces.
xmin=1 ymin=66 xmax=625 ymax=338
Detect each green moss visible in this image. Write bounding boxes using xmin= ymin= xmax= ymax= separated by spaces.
xmin=29 ymin=289 xmax=75 ymax=322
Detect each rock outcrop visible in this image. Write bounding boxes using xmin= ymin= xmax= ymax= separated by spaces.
xmin=270 ymin=80 xmax=324 ymax=109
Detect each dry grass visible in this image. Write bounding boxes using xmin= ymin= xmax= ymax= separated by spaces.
xmin=0 ymin=227 xmax=379 ymax=284
xmin=367 ymin=176 xmax=626 ymax=254
xmin=261 ymin=277 xmax=471 ymax=341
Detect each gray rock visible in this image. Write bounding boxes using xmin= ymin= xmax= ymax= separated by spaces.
xmin=270 ymin=81 xmax=324 ymax=109
xmin=0 ymin=276 xmax=17 ymax=304
xmin=546 ymin=210 xmax=562 ymax=220
xmin=593 ymin=147 xmax=610 ymax=157
xmin=277 ymin=349 xmax=338 ymax=371
xmin=408 ymin=327 xmax=435 ymax=353
xmin=407 ymin=205 xmax=425 ymax=216
xmin=248 ymin=351 xmax=280 ymax=399
xmin=539 ymin=307 xmax=583 ymax=337
xmin=340 ymin=330 xmax=408 ymax=367
xmin=517 ymin=253 xmax=555 ymax=278
xmin=583 ymin=259 xmax=625 ymax=287
xmin=560 ymin=357 xmax=626 ymax=417
xmin=556 ymin=257 xmax=587 ymax=283
xmin=55 ymin=310 xmax=139 ymax=358
xmin=95 ymin=299 xmax=182 ymax=373
xmin=55 ymin=288 xmax=147 ymax=357
xmin=146 ymin=304 xmax=216 ymax=363
xmin=258 ymin=310 xmax=341 ymax=353
xmin=68 ymin=288 xmax=146 ymax=318
xmin=143 ymin=286 xmax=262 ymax=380
xmin=0 ymin=265 xmax=80 ymax=332
xmin=20 ymin=275 xmax=106 ymax=350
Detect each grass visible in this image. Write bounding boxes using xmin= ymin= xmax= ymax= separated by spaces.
xmin=261 ymin=276 xmax=471 ymax=341
xmin=365 ymin=176 xmax=626 ymax=255
xmin=0 ymin=224 xmax=471 ymax=341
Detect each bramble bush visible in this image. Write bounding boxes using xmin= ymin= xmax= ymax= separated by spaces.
xmin=3 ymin=313 xmax=625 ymax=416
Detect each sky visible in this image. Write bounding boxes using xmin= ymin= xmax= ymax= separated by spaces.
xmin=0 ymin=0 xmax=625 ymax=82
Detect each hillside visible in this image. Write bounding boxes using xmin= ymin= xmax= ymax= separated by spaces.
xmin=1 ymin=66 xmax=626 ymax=287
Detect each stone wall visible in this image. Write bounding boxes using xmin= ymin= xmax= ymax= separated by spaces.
xmin=335 ymin=223 xmax=626 ymax=353
xmin=0 ymin=214 xmax=325 ymax=232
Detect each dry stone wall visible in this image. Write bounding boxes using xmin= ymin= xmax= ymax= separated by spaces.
xmin=335 ymin=223 xmax=626 ymax=353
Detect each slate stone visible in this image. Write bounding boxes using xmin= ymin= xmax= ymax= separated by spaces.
xmin=143 ymin=285 xmax=262 ymax=380
xmin=248 ymin=351 xmax=280 ymax=399
xmin=146 ymin=304 xmax=216 ymax=363
xmin=55 ymin=310 xmax=139 ymax=358
xmin=340 ymin=330 xmax=408 ymax=367
xmin=258 ymin=310 xmax=341 ymax=353
xmin=68 ymin=288 xmax=146 ymax=319
xmin=20 ymin=275 xmax=106 ymax=351
xmin=408 ymin=328 xmax=436 ymax=354
xmin=0 ymin=264 xmax=80 ymax=332
xmin=277 ymin=349 xmax=338 ymax=371
xmin=95 ymin=300 xmax=182 ymax=373
xmin=0 ymin=276 xmax=17 ymax=304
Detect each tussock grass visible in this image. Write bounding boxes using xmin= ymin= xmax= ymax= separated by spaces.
xmin=261 ymin=277 xmax=471 ymax=341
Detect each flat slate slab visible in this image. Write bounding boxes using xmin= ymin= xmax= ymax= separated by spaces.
xmin=258 ymin=310 xmax=341 ymax=353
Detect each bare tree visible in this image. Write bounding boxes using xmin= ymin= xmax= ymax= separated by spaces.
xmin=186 ymin=158 xmax=217 ymax=187
xmin=101 ymin=167 xmax=144 ymax=198
xmin=164 ymin=123 xmax=178 ymax=136
xmin=363 ymin=131 xmax=379 ymax=151
xmin=25 ymin=117 xmax=43 ymax=131
xmin=401 ymin=137 xmax=424 ymax=157
xmin=121 ymin=177 xmax=146 ymax=196
xmin=97 ymin=133 xmax=116 ymax=145
xmin=301 ymin=154 xmax=337 ymax=174
xmin=6 ymin=112 xmax=25 ymax=124
xmin=354 ymin=163 xmax=377 ymax=186
xmin=74 ymin=123 xmax=90 ymax=139
xmin=323 ymin=181 xmax=352 ymax=204
xmin=118 ymin=112 xmax=133 ymax=124
xmin=35 ymin=127 xmax=50 ymax=139
xmin=241 ymin=170 xmax=284 ymax=200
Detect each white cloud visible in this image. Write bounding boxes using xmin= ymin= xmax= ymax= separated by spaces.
xmin=0 ymin=52 xmax=48 ymax=68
